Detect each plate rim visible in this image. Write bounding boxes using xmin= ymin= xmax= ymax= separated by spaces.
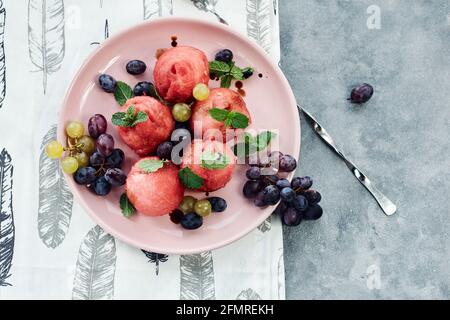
xmin=58 ymin=16 xmax=301 ymax=255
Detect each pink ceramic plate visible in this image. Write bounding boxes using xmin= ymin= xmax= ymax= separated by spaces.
xmin=59 ymin=17 xmax=300 ymax=255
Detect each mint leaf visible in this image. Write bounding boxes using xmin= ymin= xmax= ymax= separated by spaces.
xmin=230 ymin=66 xmax=244 ymax=80
xmin=111 ymin=112 xmax=129 ymax=127
xmin=112 ymin=107 xmax=148 ymax=128
xmin=220 ymin=75 xmax=233 ymax=88
xmin=131 ymin=111 xmax=149 ymax=126
xmin=127 ymin=106 xmax=136 ymax=117
xmin=178 ymin=168 xmax=204 ymax=189
xmin=256 ymin=131 xmax=276 ymax=151
xmin=230 ymin=112 xmax=249 ymax=129
xmin=233 ymin=131 xmax=275 ymax=157
xmin=120 ymin=193 xmax=136 ymax=218
xmin=201 ymin=151 xmax=230 ymax=170
xmin=244 ymin=132 xmax=255 ymax=145
xmin=139 ymin=159 xmax=165 ymax=173
xmin=224 ymin=117 xmax=233 ymax=127
xmin=209 ymin=108 xmax=229 ymax=122
xmin=233 ymin=142 xmax=258 ymax=158
xmin=114 ymin=81 xmax=134 ymax=106
xmin=210 ymin=109 xmax=249 ymax=129
xmin=209 ymin=60 xmax=231 ymax=73
xmin=210 ymin=59 xmax=254 ymax=87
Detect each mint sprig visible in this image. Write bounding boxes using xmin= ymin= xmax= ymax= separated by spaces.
xmin=209 ymin=61 xmax=230 ymax=75
xmin=120 ymin=193 xmax=136 ymax=218
xmin=139 ymin=159 xmax=165 ymax=173
xmin=112 ymin=106 xmax=148 ymax=128
xmin=230 ymin=66 xmax=244 ymax=80
xmin=201 ymin=151 xmax=230 ymax=170
xmin=178 ymin=168 xmax=204 ymax=189
xmin=209 ymin=108 xmax=249 ymax=129
xmin=209 ymin=60 xmax=253 ymax=88
xmin=114 ymin=81 xmax=134 ymax=106
xmin=233 ymin=131 xmax=276 ymax=157
xmin=220 ymin=75 xmax=233 ymax=89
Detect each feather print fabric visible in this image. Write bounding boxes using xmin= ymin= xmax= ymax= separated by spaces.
xmin=0 ymin=149 xmax=14 ymax=287
xmin=180 ymin=252 xmax=215 ymax=300
xmin=0 ymin=3 xmax=6 ymax=108
xmin=143 ymin=0 xmax=173 ymax=20
xmin=38 ymin=126 xmax=73 ymax=249
xmin=72 ymin=225 xmax=116 ymax=300
xmin=28 ymin=0 xmax=65 ymax=94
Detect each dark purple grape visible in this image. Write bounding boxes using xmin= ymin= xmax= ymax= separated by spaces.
xmin=181 ymin=213 xmax=203 ymax=230
xmin=292 ymin=195 xmax=309 ymax=212
xmin=98 ymin=74 xmax=117 ymax=93
xmin=302 ymin=189 xmax=322 ymax=205
xmin=282 ymin=207 xmax=302 ymax=226
xmin=280 ymin=187 xmax=296 ymax=202
xmin=268 ymin=175 xmax=280 ymax=184
xmin=303 ymin=204 xmax=323 ymax=220
xmin=262 ymin=185 xmax=281 ymax=205
xmin=246 ymin=167 xmax=261 ymax=180
xmin=126 ymin=60 xmax=147 ymax=75
xmin=215 ymin=49 xmax=233 ymax=63
xmin=96 ymin=133 xmax=114 ymax=157
xmin=89 ymin=152 xmax=105 ymax=167
xmin=106 ymin=149 xmax=125 ymax=168
xmin=242 ymin=68 xmax=254 ymax=79
xmin=88 ymin=114 xmax=108 ymax=139
xmin=207 ymin=197 xmax=227 ymax=213
xmin=276 ymin=179 xmax=291 ymax=189
xmin=254 ymin=191 xmax=268 ymax=207
xmin=291 ymin=176 xmax=313 ymax=190
xmin=156 ymin=141 xmax=174 ymax=160
xmin=74 ymin=167 xmax=97 ymax=185
xmin=260 ymin=175 xmax=279 ymax=188
xmin=170 ymin=209 xmax=185 ymax=224
xmin=243 ymin=180 xmax=261 ymax=199
xmin=279 ymin=154 xmax=297 ymax=172
xmin=349 ymin=83 xmax=374 ymax=104
xmin=272 ymin=201 xmax=288 ymax=215
xmin=104 ymin=168 xmax=127 ymax=187
xmin=133 ymin=81 xmax=157 ymax=98
xmin=269 ymin=151 xmax=283 ymax=165
xmin=89 ymin=177 xmax=111 ymax=196
xmin=175 ymin=121 xmax=190 ymax=131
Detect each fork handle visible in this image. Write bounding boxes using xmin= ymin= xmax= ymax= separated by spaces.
xmin=341 ymin=157 xmax=397 ymax=216
xmin=299 ymin=106 xmax=397 ymax=216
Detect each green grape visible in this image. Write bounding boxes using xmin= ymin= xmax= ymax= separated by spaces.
xmin=61 ymin=157 xmax=79 ymax=174
xmin=194 ymin=199 xmax=212 ymax=217
xmin=66 ymin=121 xmax=85 ymax=139
xmin=193 ymin=84 xmax=210 ymax=101
xmin=78 ymin=136 xmax=95 ymax=155
xmin=179 ymin=196 xmax=197 ymax=213
xmin=74 ymin=152 xmax=89 ymax=168
xmin=46 ymin=140 xmax=64 ymax=159
xmin=172 ymin=103 xmax=192 ymax=122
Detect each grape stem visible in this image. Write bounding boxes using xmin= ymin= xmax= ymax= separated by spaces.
xmin=65 ymin=137 xmax=85 ymax=156
xmin=94 ymin=165 xmax=106 ymax=177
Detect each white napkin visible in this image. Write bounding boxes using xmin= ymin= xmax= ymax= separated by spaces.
xmin=0 ymin=0 xmax=285 ymax=300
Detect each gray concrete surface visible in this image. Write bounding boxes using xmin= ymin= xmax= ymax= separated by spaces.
xmin=279 ymin=0 xmax=450 ymax=299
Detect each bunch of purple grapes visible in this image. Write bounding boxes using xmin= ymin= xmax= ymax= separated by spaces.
xmin=73 ymin=114 xmax=127 ymax=196
xmin=243 ymin=152 xmax=323 ymax=226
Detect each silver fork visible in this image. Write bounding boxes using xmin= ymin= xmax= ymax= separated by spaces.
xmin=298 ymin=105 xmax=397 ymax=216
xmin=190 ymin=0 xmax=229 ymax=25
